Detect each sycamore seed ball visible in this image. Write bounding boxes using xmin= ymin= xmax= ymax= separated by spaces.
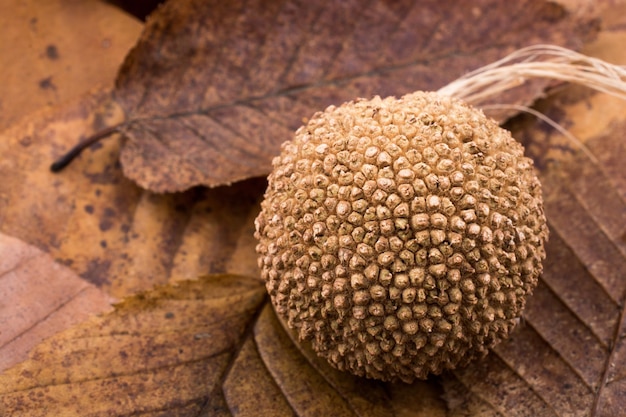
xmin=254 ymin=91 xmax=548 ymax=383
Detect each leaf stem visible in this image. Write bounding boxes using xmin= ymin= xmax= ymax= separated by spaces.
xmin=50 ymin=124 xmax=122 ymax=172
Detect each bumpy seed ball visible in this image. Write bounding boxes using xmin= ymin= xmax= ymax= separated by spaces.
xmin=255 ymin=91 xmax=548 ymax=382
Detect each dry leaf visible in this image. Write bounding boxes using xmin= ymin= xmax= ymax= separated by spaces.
xmin=101 ymin=0 xmax=597 ymax=192
xmin=0 ymin=0 xmax=142 ymax=131
xmin=245 ymin=304 xmax=399 ymax=417
xmin=0 ymin=88 xmax=264 ymax=300
xmin=0 ymin=85 xmax=264 ymax=396
xmin=0 ymin=274 xmax=267 ymax=417
xmin=0 ymin=232 xmax=114 ymax=372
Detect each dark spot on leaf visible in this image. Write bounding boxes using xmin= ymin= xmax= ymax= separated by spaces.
xmin=45 ymin=44 xmax=59 ymax=60
xmin=95 ymin=189 xmax=102 ymax=197
xmin=119 ymin=350 xmax=128 ymax=359
xmin=19 ymin=136 xmax=32 ymax=147
xmin=541 ymin=1 xmax=567 ymax=21
xmin=81 ymin=258 xmax=111 ymax=286
xmin=56 ymin=258 xmax=73 ymax=267
xmin=98 ymin=207 xmax=116 ymax=231
xmin=38 ymin=76 xmax=56 ymax=91
xmin=99 ymin=219 xmax=113 ymax=232
xmin=100 ymin=240 xmax=107 ymax=248
xmin=164 ymin=312 xmax=175 ymax=319
xmin=84 ymin=205 xmax=94 ymax=214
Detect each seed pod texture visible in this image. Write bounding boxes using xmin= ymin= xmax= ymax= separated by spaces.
xmin=255 ymin=91 xmax=548 ymax=382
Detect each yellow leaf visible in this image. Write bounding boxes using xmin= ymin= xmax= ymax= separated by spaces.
xmin=0 ymin=274 xmax=266 ymax=417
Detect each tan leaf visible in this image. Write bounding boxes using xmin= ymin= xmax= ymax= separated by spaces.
xmin=0 ymin=274 xmax=266 ymax=417
xmin=96 ymin=0 xmax=597 ymax=192
xmin=440 ymin=16 xmax=626 ymax=415
xmin=0 ymin=232 xmax=114 ymax=372
xmin=0 ymin=0 xmax=142 ymax=131
xmin=230 ymin=304 xmax=400 ymax=417
xmin=0 ymin=88 xmax=264 ymax=300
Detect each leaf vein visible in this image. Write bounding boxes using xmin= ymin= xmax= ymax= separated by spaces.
xmin=592 ymin=300 xmax=626 ymax=415
xmin=490 ymin=347 xmax=561 ymax=416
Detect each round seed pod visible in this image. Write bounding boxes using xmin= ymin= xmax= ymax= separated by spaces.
xmin=255 ymin=91 xmax=548 ymax=383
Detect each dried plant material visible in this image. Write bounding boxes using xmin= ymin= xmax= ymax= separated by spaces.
xmin=4 ymin=0 xmax=626 ymax=415
xmin=252 ymin=8 xmax=626 ymax=407
xmin=0 ymin=0 xmax=142 ymax=131
xmin=255 ymin=91 xmax=549 ymax=382
xmin=0 ymin=89 xmax=264 ymax=299
xmin=438 ymin=44 xmax=626 ymax=105
xmin=0 ymin=232 xmax=114 ymax=372
xmin=246 ymin=304 xmax=396 ymax=417
xmin=0 ymin=273 xmax=447 ymax=417
xmin=0 ymin=275 xmax=266 ymax=417
xmin=387 ymin=380 xmax=447 ymax=417
xmin=222 ymin=336 xmax=297 ymax=417
xmin=51 ymin=0 xmax=597 ymax=192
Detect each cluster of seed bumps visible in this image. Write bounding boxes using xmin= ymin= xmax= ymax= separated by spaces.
xmin=255 ymin=91 xmax=548 ymax=382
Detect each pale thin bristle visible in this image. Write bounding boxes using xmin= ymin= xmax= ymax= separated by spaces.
xmin=438 ymin=45 xmax=626 ymax=104
xmin=479 ymin=103 xmax=600 ymax=166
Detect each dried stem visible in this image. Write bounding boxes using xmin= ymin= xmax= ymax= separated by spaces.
xmin=480 ymin=103 xmax=599 ymax=166
xmin=50 ymin=124 xmax=122 ymax=172
xmin=438 ymin=44 xmax=626 ymax=104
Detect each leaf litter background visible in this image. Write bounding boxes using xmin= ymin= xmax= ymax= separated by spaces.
xmin=1 ymin=0 xmax=626 ymax=416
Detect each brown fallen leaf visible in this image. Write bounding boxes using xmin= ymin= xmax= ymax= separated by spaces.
xmin=0 ymin=232 xmax=114 ymax=372
xmin=246 ymin=304 xmax=399 ymax=417
xmin=0 ymin=88 xmax=264 ymax=300
xmin=0 ymin=0 xmax=142 ymax=131
xmin=54 ymin=0 xmax=598 ymax=192
xmin=0 ymin=274 xmax=267 ymax=417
